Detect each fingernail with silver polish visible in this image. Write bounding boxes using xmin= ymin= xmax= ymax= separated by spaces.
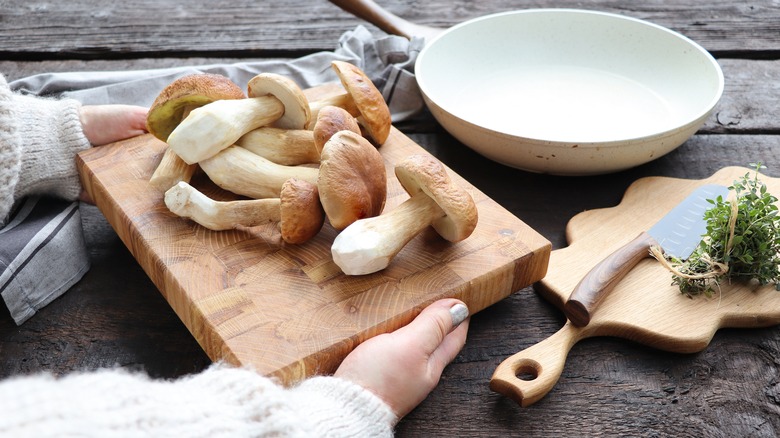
xmin=449 ymin=303 xmax=469 ymax=328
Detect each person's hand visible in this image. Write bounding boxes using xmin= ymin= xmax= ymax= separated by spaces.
xmin=79 ymin=104 xmax=148 ymax=146
xmin=78 ymin=104 xmax=148 ymax=203
xmin=334 ymin=298 xmax=470 ymax=420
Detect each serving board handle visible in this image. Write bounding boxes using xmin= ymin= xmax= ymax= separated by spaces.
xmin=490 ymin=323 xmax=583 ymax=407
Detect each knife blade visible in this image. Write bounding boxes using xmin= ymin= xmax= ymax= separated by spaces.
xmin=564 ymin=183 xmax=730 ymax=327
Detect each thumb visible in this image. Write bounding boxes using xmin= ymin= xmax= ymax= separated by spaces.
xmin=395 ymin=299 xmax=470 ymax=359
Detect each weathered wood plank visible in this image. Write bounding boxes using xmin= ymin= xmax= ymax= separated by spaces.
xmin=706 ymin=59 xmax=780 ymax=134
xmin=0 ymin=58 xmax=253 ymax=81
xmin=1 ymin=0 xmax=779 ymax=57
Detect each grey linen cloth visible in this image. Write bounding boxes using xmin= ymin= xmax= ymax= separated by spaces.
xmin=3 ymin=26 xmax=425 ymax=325
xmin=0 ymin=197 xmax=89 ymax=324
xmin=11 ymin=26 xmax=425 ymax=121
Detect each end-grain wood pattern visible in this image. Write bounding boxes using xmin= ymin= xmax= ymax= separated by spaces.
xmin=75 ymin=85 xmax=550 ymax=383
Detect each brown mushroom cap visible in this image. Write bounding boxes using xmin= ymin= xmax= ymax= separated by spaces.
xmin=247 ymin=73 xmax=311 ymax=130
xmin=394 ymin=154 xmax=478 ymax=242
xmin=279 ymin=178 xmax=325 ymax=244
xmin=312 ymin=106 xmax=361 ymax=154
xmin=318 ymin=130 xmax=387 ymax=230
xmin=331 ymin=61 xmax=392 ymax=145
xmin=146 ymin=73 xmax=245 ymax=141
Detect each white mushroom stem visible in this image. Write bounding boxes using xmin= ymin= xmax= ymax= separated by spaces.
xmin=164 ymin=181 xmax=281 ymax=231
xmin=199 ymin=145 xmax=319 ymax=199
xmin=167 ymin=96 xmax=285 ymax=164
xmin=237 ymin=127 xmax=321 ymax=165
xmin=149 ymin=106 xmax=198 ymax=192
xmin=238 ymin=105 xmax=361 ymax=166
xmin=149 ymin=148 xmax=198 ymax=191
xmin=331 ymin=191 xmax=444 ymax=275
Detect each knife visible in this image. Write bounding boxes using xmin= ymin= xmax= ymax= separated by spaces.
xmin=564 ymin=184 xmax=730 ymax=327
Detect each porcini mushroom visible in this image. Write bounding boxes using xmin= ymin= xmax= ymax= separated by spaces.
xmin=146 ymin=73 xmax=246 ymax=141
xmin=166 ymin=73 xmax=311 ymax=164
xmin=237 ymin=105 xmax=360 ymax=165
xmin=146 ymin=73 xmax=245 ymax=191
xmin=164 ymin=178 xmax=324 ymax=244
xmin=331 ymin=154 xmax=478 ymax=275
xmin=309 ymin=61 xmax=391 ymax=145
xmin=199 ymin=146 xmax=319 ymax=199
xmin=317 ymin=130 xmax=387 ymax=230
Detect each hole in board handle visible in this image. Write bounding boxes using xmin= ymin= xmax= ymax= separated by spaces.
xmin=515 ymin=359 xmax=541 ymax=381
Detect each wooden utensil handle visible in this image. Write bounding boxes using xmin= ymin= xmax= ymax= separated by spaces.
xmin=490 ymin=323 xmax=580 ymax=407
xmin=328 ymin=0 xmax=415 ymax=38
xmin=564 ymin=231 xmax=657 ymax=327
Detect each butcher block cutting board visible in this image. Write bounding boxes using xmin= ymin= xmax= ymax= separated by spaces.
xmin=76 ymin=83 xmax=550 ymax=385
xmin=490 ymin=166 xmax=780 ymax=407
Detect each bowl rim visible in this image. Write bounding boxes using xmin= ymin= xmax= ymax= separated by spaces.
xmin=415 ymin=8 xmax=725 ymax=146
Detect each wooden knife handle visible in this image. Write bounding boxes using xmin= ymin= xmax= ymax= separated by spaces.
xmin=490 ymin=322 xmax=582 ymax=407
xmin=564 ymin=231 xmax=657 ymax=327
xmin=328 ymin=0 xmax=415 ymax=38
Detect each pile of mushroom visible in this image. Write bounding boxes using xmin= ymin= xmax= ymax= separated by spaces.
xmin=146 ymin=61 xmax=478 ymax=273
xmin=147 ymin=62 xmax=390 ymax=246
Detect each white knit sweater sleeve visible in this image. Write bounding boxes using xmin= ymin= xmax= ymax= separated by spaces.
xmin=0 ymin=363 xmax=396 ymax=437
xmin=0 ymin=73 xmax=91 ymax=224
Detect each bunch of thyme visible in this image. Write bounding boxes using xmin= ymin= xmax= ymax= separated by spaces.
xmin=653 ymin=164 xmax=780 ymax=297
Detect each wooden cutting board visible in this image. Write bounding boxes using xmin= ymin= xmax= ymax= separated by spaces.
xmin=76 ymin=84 xmax=550 ymax=385
xmin=490 ymin=166 xmax=780 ymax=407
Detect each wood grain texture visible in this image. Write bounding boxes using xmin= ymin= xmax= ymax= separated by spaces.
xmin=1 ymin=0 xmax=779 ymax=56
xmin=492 ymin=167 xmax=780 ymax=407
xmin=75 ymin=85 xmax=550 ymax=384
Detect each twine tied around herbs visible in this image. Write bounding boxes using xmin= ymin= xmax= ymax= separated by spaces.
xmin=650 ymin=196 xmax=738 ymax=282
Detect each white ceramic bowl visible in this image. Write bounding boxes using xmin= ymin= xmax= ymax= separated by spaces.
xmin=415 ymin=9 xmax=724 ymax=175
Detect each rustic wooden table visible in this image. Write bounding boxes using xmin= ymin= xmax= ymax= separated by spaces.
xmin=1 ymin=1 xmax=779 ymax=436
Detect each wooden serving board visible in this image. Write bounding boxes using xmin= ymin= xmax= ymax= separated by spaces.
xmin=490 ymin=166 xmax=780 ymax=407
xmin=76 ymin=84 xmax=550 ymax=385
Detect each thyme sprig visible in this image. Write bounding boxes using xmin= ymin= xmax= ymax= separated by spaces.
xmin=652 ymin=164 xmax=780 ymax=297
